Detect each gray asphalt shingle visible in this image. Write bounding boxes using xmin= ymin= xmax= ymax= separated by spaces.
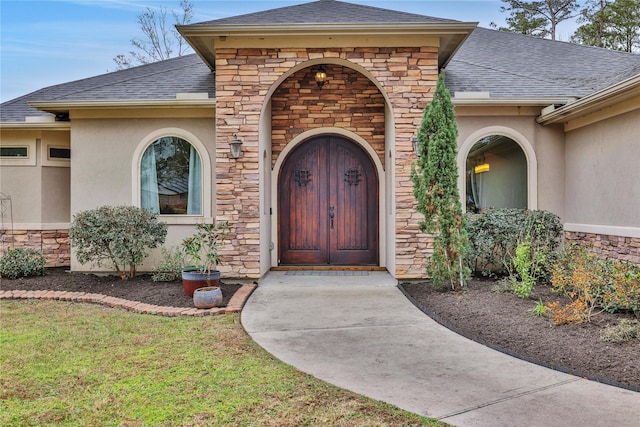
xmin=192 ymin=0 xmax=456 ymax=25
xmin=445 ymin=27 xmax=640 ymax=98
xmin=1 ymin=54 xmax=214 ymax=122
xmin=2 ymin=2 xmax=639 ymax=123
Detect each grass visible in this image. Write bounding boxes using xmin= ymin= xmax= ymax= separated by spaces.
xmin=0 ymin=301 xmax=445 ymax=426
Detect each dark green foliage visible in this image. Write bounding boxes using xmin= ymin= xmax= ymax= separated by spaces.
xmin=411 ymin=73 xmax=470 ymax=290
xmin=497 ymin=0 xmax=580 ymax=40
xmin=0 ymin=248 xmax=46 ymax=279
xmin=69 ymin=205 xmax=167 ymax=279
xmin=465 ymin=209 xmax=563 ymax=279
xmin=151 ymin=246 xmax=184 ymax=282
xmin=572 ymin=0 xmax=640 ymax=52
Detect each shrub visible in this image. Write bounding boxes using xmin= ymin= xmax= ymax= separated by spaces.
xmin=151 ymin=246 xmax=184 ymax=282
xmin=601 ymin=319 xmax=640 ymax=343
xmin=0 ymin=248 xmax=46 ymax=279
xmin=69 ymin=205 xmax=167 ymax=280
xmin=545 ymin=246 xmax=640 ymax=325
xmin=465 ymin=209 xmax=562 ymax=279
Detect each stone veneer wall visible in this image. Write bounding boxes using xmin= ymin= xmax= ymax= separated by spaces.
xmin=0 ymin=229 xmax=70 ymax=267
xmin=271 ymin=64 xmax=386 ymax=167
xmin=216 ymin=47 xmax=438 ymax=278
xmin=565 ymin=231 xmax=640 ymax=264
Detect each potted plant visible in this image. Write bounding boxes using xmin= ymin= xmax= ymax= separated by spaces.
xmin=181 ymin=221 xmax=230 ymax=298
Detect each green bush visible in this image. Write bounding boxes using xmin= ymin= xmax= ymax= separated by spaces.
xmin=151 ymin=246 xmax=185 ymax=282
xmin=465 ymin=209 xmax=562 ymax=279
xmin=69 ymin=205 xmax=167 ymax=280
xmin=0 ymin=248 xmax=46 ymax=279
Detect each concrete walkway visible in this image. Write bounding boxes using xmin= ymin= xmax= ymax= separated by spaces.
xmin=242 ymin=271 xmax=640 ymax=427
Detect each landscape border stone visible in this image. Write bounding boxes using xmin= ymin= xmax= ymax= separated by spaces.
xmin=0 ymin=284 xmax=257 ymax=317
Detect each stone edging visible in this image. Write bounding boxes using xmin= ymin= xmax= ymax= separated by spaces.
xmin=0 ymin=284 xmax=257 ymax=317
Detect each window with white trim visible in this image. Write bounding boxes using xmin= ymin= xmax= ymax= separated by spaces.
xmin=140 ymin=136 xmax=202 ymax=215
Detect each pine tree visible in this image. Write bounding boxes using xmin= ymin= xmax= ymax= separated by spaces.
xmin=411 ymin=73 xmax=470 ymax=290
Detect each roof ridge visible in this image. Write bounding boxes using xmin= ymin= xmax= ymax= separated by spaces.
xmin=191 ymin=0 xmax=456 ymax=26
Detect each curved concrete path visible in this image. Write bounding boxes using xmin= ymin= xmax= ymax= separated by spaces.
xmin=242 ymin=271 xmax=640 ymax=426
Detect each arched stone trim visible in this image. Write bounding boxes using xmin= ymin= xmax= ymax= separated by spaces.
xmin=131 ymin=127 xmax=213 ymax=223
xmin=261 ymin=58 xmax=393 ymax=112
xmin=259 ymin=58 xmax=397 ymax=274
xmin=458 ymin=126 xmax=538 ymax=210
xmin=270 ymin=128 xmax=387 ymax=268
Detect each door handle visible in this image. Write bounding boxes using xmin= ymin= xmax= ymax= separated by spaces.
xmin=329 ymin=205 xmax=335 ymax=229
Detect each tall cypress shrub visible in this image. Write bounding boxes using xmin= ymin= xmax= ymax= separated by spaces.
xmin=411 ymin=73 xmax=470 ymax=290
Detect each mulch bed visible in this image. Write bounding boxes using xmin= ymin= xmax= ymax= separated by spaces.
xmin=1 ymin=267 xmax=242 ymax=308
xmin=401 ymin=278 xmax=640 ymax=391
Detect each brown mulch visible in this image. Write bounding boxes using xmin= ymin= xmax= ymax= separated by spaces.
xmin=1 ymin=267 xmax=242 ymax=308
xmin=401 ymin=278 xmax=640 ymax=391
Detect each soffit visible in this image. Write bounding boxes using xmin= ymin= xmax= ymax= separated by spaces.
xmin=178 ymin=22 xmax=477 ymax=70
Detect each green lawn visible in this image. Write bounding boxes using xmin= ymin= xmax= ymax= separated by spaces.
xmin=0 ymin=301 xmax=445 ymax=426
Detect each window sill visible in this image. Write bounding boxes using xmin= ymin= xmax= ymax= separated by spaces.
xmin=158 ymin=216 xmax=214 ymax=225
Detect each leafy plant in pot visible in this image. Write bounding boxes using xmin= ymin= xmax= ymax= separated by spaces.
xmin=181 ymin=221 xmax=230 ymax=299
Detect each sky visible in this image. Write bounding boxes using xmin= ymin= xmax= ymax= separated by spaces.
xmin=0 ymin=0 xmax=582 ymax=103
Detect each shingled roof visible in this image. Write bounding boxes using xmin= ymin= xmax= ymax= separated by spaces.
xmin=192 ymin=0 xmax=456 ymax=26
xmin=1 ymin=54 xmax=214 ymax=122
xmin=445 ymin=27 xmax=640 ymax=99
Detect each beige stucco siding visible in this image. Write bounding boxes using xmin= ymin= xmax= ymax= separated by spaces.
xmin=42 ymin=167 xmax=70 ymax=223
xmin=0 ymin=165 xmax=42 ymax=224
xmin=0 ymin=129 xmax=71 ymax=226
xmin=70 ymin=117 xmax=216 ymax=272
xmin=564 ymin=109 xmax=640 ymax=228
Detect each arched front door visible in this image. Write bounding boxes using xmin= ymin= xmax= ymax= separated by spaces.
xmin=278 ymin=135 xmax=379 ymax=265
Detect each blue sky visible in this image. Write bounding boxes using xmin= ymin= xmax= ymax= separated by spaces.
xmin=0 ymin=0 xmax=581 ymax=103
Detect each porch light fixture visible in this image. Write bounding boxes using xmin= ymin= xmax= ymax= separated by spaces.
xmin=315 ymin=65 xmax=327 ymax=88
xmin=474 ymin=163 xmax=490 ymax=174
xmin=229 ymin=134 xmax=243 ymax=159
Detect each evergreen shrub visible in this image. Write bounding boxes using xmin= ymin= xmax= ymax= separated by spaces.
xmin=465 ymin=208 xmax=562 ymax=278
xmin=69 ymin=205 xmax=167 ymax=279
xmin=0 ymin=248 xmax=46 ymax=279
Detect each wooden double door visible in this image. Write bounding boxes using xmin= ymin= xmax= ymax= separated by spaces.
xmin=279 ymin=135 xmax=379 ymax=265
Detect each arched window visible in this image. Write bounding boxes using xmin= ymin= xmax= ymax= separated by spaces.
xmin=140 ymin=136 xmax=202 ymax=215
xmin=465 ymin=135 xmax=527 ymax=212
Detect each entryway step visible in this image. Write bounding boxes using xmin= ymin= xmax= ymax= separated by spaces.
xmin=284 ymin=271 xmax=370 ymax=276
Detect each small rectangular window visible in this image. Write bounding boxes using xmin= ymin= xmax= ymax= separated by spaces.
xmin=49 ymin=147 xmax=71 ymax=159
xmin=0 ymin=147 xmax=28 ymax=157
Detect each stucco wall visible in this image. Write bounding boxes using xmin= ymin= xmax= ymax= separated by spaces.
xmin=0 ymin=129 xmax=71 ymax=266
xmin=0 ymin=129 xmax=71 ymax=225
xmin=1 ymin=130 xmax=43 ymax=225
xmin=69 ymin=117 xmax=216 ymax=272
xmin=564 ymin=109 xmax=640 ymax=228
xmin=456 ymin=112 xmax=566 ymax=219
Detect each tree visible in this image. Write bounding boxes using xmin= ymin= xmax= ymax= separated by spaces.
xmin=497 ymin=0 xmax=580 ymax=40
xmin=113 ymin=0 xmax=194 ymax=70
xmin=572 ymin=0 xmax=640 ymax=52
xmin=410 ymin=73 xmax=470 ymax=291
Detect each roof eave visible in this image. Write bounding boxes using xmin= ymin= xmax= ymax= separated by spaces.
xmin=28 ymin=99 xmax=217 ymax=115
xmin=537 ymin=74 xmax=640 ymax=125
xmin=0 ymin=122 xmax=71 ymax=130
xmin=453 ymin=97 xmax=577 ymax=107
xmin=178 ymin=22 xmax=477 ymax=69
